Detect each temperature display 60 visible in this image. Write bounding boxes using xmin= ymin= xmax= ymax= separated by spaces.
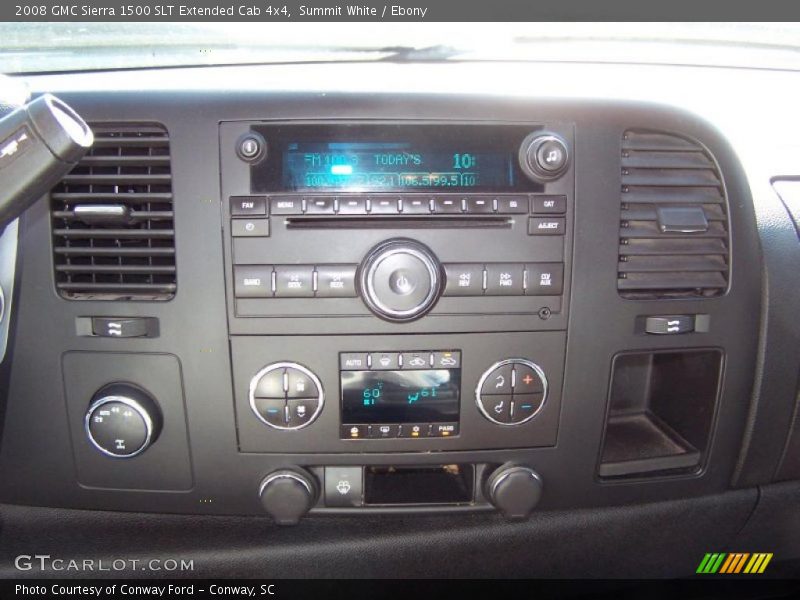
xmin=341 ymin=369 xmax=460 ymax=424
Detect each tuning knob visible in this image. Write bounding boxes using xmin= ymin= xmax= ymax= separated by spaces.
xmin=85 ymin=383 xmax=162 ymax=458
xmin=359 ymin=239 xmax=442 ymax=322
xmin=519 ymin=132 xmax=569 ymax=182
xmin=486 ymin=464 xmax=543 ymax=519
xmin=258 ymin=469 xmax=319 ymax=525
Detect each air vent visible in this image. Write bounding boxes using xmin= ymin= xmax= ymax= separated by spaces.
xmin=618 ymin=129 xmax=729 ymax=299
xmin=50 ymin=123 xmax=176 ymax=300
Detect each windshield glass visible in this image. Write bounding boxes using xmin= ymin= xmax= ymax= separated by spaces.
xmin=3 ymin=22 xmax=800 ymax=74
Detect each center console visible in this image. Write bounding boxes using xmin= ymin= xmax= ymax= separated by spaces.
xmin=217 ymin=120 xmax=572 ymax=520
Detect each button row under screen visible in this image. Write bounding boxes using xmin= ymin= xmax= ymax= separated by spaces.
xmin=268 ymin=194 xmax=566 ymax=215
xmin=341 ymin=423 xmax=459 ymax=439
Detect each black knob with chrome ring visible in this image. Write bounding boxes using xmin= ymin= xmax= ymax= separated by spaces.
xmin=358 ymin=238 xmax=443 ymax=322
xmin=485 ymin=463 xmax=543 ymax=519
xmin=519 ymin=132 xmax=570 ymax=182
xmin=258 ymin=469 xmax=319 ymax=525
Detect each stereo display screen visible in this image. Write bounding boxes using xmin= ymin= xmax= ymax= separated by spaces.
xmin=283 ymin=142 xmax=511 ymax=191
xmin=341 ymin=369 xmax=460 ymax=424
xmin=250 ymin=124 xmax=543 ymax=193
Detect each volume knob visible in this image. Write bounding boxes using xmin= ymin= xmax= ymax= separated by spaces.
xmin=359 ymin=239 xmax=442 ymax=322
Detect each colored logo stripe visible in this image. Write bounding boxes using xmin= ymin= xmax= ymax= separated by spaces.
xmin=697 ymin=553 xmax=773 ymax=574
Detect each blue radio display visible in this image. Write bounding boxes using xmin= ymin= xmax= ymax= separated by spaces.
xmin=341 ymin=369 xmax=460 ymax=424
xmin=283 ymin=142 xmax=512 ymax=191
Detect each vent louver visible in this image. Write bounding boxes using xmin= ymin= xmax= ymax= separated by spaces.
xmin=618 ymin=129 xmax=729 ymax=299
xmin=50 ymin=123 xmax=176 ymax=300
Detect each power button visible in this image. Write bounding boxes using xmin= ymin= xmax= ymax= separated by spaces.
xmin=236 ymin=132 xmax=266 ymax=163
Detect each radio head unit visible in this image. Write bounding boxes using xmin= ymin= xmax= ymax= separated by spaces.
xmin=248 ymin=123 xmax=549 ymax=193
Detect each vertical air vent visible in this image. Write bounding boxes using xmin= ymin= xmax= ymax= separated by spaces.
xmin=50 ymin=123 xmax=176 ymax=300
xmin=618 ymin=129 xmax=729 ymax=299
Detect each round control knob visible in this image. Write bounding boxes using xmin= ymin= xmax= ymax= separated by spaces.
xmin=236 ymin=131 xmax=266 ymax=163
xmin=85 ymin=383 xmax=162 ymax=458
xmin=519 ymin=132 xmax=569 ymax=182
xmin=249 ymin=362 xmax=324 ymax=430
xmin=258 ymin=469 xmax=319 ymax=525
xmin=359 ymin=239 xmax=442 ymax=322
xmin=476 ymin=359 xmax=548 ymax=426
xmin=486 ymin=464 xmax=543 ymax=519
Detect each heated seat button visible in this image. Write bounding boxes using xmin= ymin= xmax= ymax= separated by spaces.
xmin=287 ymin=398 xmax=320 ymax=428
xmin=252 ymin=398 xmax=287 ymax=427
xmin=341 ymin=424 xmax=369 ymax=439
xmin=325 ymin=466 xmax=363 ymax=507
xmin=316 ymin=265 xmax=357 ymax=298
xmin=443 ymin=263 xmax=484 ymax=296
xmin=479 ymin=394 xmax=512 ymax=424
xmin=481 ymin=364 xmax=513 ymax=395
xmin=274 ymin=265 xmax=314 ymax=297
xmin=513 ymin=364 xmax=544 ymax=395
xmin=485 ymin=264 xmax=524 ymax=296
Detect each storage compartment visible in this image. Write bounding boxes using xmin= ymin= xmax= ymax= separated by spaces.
xmin=364 ymin=464 xmax=474 ymax=505
xmin=599 ymin=349 xmax=723 ymax=478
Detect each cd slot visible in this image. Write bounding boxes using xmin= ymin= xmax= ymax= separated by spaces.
xmin=285 ymin=216 xmax=513 ymax=230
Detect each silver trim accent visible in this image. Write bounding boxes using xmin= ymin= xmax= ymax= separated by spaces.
xmin=258 ymin=471 xmax=313 ymax=498
xmin=519 ymin=133 xmax=570 ymax=182
xmin=489 ymin=467 xmax=543 ymax=500
xmin=360 ymin=241 xmax=441 ymax=321
xmin=84 ymin=395 xmax=154 ymax=458
xmin=475 ymin=358 xmax=549 ymax=426
xmin=249 ymin=362 xmax=325 ymax=431
xmin=74 ymin=204 xmax=128 ymax=218
xmin=0 ymin=220 xmax=18 ymax=362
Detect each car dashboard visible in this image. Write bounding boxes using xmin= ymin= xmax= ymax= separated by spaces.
xmin=0 ymin=58 xmax=799 ymax=578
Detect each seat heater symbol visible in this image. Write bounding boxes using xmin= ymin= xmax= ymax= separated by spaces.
xmin=336 ymin=480 xmax=351 ymax=495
